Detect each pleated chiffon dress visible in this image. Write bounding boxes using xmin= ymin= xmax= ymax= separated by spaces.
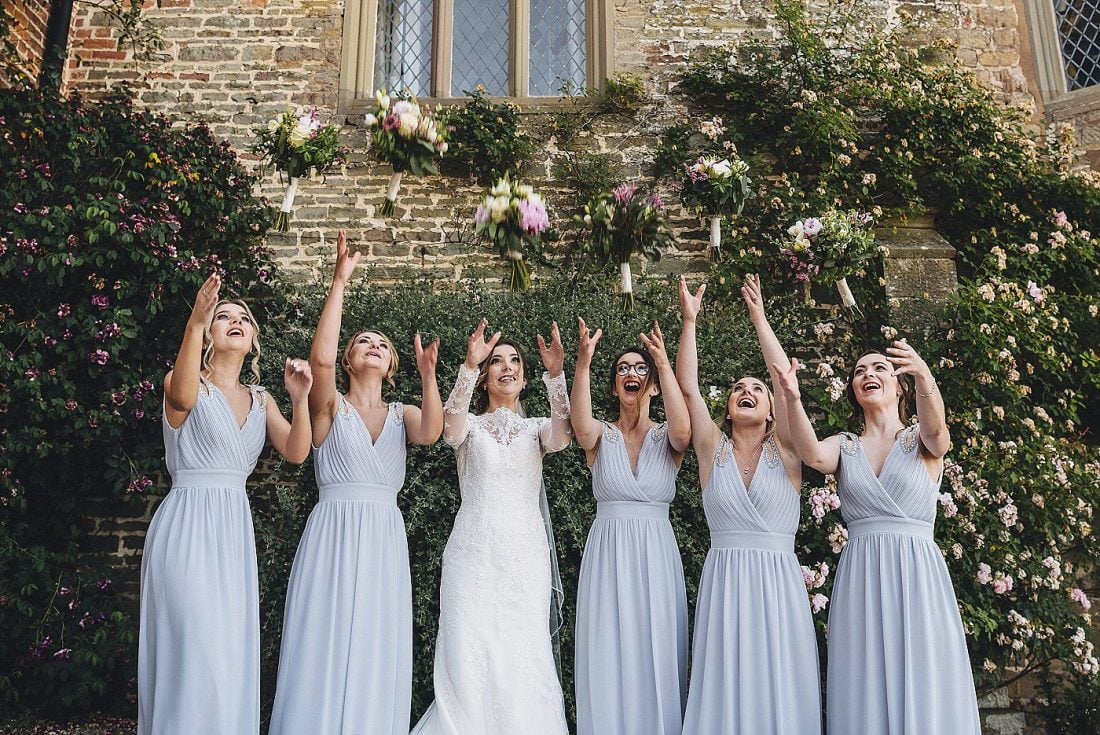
xmin=269 ymin=399 xmax=412 ymax=735
xmin=827 ymin=424 xmax=980 ymax=735
xmin=139 ymin=379 xmax=268 ymax=735
xmin=682 ymin=434 xmax=822 ymax=735
xmin=574 ymin=422 xmax=689 ymax=735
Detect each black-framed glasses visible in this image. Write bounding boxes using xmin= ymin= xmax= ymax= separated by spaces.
xmin=615 ymin=362 xmax=650 ymax=377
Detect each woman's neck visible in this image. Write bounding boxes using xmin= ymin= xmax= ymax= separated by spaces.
xmin=204 ymin=352 xmax=245 ymax=388
xmin=346 ymin=372 xmax=387 ymax=409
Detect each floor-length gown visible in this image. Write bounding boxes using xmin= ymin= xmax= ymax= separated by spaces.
xmin=827 ymin=424 xmax=980 ymax=734
xmin=410 ymin=365 xmax=570 ymax=735
xmin=269 ymin=399 xmax=412 ymax=735
xmin=138 ymin=379 xmax=267 ymax=735
xmin=574 ymin=421 xmax=688 ymax=735
xmin=682 ymin=435 xmax=822 ymax=735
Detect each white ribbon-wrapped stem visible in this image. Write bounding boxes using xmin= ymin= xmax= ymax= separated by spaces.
xmin=709 ymin=215 xmax=721 ymax=250
xmin=386 ymin=171 xmax=403 ymax=202
xmin=836 ymin=277 xmax=857 ymax=308
xmin=619 ymin=261 xmax=633 ymax=295
xmin=280 ymin=177 xmax=299 ymax=213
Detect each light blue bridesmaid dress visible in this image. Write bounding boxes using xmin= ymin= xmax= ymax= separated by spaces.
xmin=139 ymin=379 xmax=268 ymax=735
xmin=682 ymin=434 xmax=822 ymax=735
xmin=827 ymin=424 xmax=980 ymax=734
xmin=574 ymin=421 xmax=689 ymax=735
xmin=269 ymin=398 xmax=412 ymax=735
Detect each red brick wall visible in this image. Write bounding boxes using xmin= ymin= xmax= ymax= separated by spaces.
xmin=1 ymin=0 xmax=52 ymax=82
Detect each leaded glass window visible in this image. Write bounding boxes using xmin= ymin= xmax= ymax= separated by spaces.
xmin=1054 ymin=0 xmax=1100 ymax=90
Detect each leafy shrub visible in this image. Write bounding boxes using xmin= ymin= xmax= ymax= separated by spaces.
xmin=438 ymin=88 xmax=537 ymax=186
xmin=0 ymin=80 xmax=274 ymax=714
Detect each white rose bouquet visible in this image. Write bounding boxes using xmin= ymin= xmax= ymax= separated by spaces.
xmin=474 ymin=176 xmax=550 ymax=292
xmin=249 ymin=109 xmax=347 ymax=231
xmin=680 ymin=153 xmax=752 ymax=255
xmin=363 ymin=90 xmax=448 ymax=217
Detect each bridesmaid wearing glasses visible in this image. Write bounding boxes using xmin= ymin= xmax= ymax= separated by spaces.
xmin=571 ymin=319 xmax=692 ymax=735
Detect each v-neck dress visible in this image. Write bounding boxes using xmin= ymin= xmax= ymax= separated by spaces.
xmin=139 ymin=379 xmax=268 ymax=735
xmin=574 ymin=422 xmax=688 ymax=735
xmin=827 ymin=424 xmax=980 ymax=734
xmin=682 ymin=434 xmax=822 ymax=735
xmin=269 ymin=398 xmax=411 ymax=735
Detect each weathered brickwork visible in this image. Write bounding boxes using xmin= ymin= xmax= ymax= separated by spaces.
xmin=1 ymin=0 xmax=53 ymax=81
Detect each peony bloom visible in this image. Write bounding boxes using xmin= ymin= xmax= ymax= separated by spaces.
xmin=803 ymin=217 xmax=823 ymax=237
xmin=518 ymin=197 xmax=549 ymax=235
xmin=397 ymin=113 xmax=418 ymax=138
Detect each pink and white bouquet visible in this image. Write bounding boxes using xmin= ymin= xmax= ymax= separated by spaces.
xmin=680 ymin=153 xmax=752 ymax=254
xmin=364 ymin=90 xmax=448 ymax=217
xmin=576 ymin=183 xmax=675 ymax=311
xmin=474 ymin=176 xmax=550 ymax=292
xmin=781 ymin=210 xmax=877 ymax=312
xmin=249 ymin=108 xmax=346 ymax=231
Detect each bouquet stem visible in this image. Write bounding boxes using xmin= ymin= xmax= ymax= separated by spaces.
xmin=835 ymin=277 xmax=863 ymax=317
xmin=275 ymin=176 xmax=299 ymax=232
xmin=380 ymin=171 xmax=403 ymax=217
xmin=709 ymin=215 xmax=722 ymax=253
xmin=506 ymin=250 xmax=531 ymax=292
xmin=619 ymin=261 xmax=635 ymax=312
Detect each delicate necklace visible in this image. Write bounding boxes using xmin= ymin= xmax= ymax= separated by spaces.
xmin=732 ymin=440 xmax=764 ymax=476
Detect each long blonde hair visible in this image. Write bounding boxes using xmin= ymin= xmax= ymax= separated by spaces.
xmin=201 ymin=299 xmax=262 ymax=384
xmin=341 ymin=329 xmax=399 ymax=389
xmin=721 ymin=377 xmax=777 ymax=443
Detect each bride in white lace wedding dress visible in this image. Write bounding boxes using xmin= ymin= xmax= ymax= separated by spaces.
xmin=411 ymin=320 xmax=571 ymax=735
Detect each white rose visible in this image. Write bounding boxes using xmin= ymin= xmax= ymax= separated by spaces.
xmin=710 ymin=159 xmax=733 ymax=178
xmin=489 ymin=195 xmax=510 ymax=223
xmin=490 ymin=179 xmax=512 ymax=198
xmin=364 ymin=113 xmax=378 ymax=127
xmin=788 ymin=221 xmax=805 ymax=238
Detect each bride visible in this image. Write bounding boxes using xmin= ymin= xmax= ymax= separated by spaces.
xmin=411 ymin=319 xmax=571 ymax=735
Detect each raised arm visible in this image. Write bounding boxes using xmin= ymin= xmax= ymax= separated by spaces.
xmin=266 ymin=358 xmax=315 ymax=464
xmin=537 ymin=321 xmax=572 ymax=453
xmin=772 ymin=357 xmax=841 ymax=474
xmin=403 ymin=333 xmax=444 ymax=445
xmin=640 ymin=321 xmax=691 ymax=454
xmin=887 ymin=339 xmax=950 ymax=457
xmin=570 ymin=317 xmax=603 ymax=454
xmin=741 ymin=274 xmax=795 ymax=453
xmin=308 ymin=230 xmax=359 ymax=443
xmin=164 ymin=273 xmax=220 ymax=429
xmin=443 ymin=319 xmax=500 ymax=447
xmin=675 ymin=276 xmax=722 ymax=463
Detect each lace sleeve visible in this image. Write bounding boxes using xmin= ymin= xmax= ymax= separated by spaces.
xmin=443 ymin=363 xmax=479 ymax=447
xmin=538 ymin=371 xmax=572 ymax=453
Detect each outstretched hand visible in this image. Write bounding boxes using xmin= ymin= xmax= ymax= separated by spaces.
xmin=576 ymin=317 xmax=603 ymax=365
xmin=332 ymin=230 xmax=361 ymax=285
xmin=284 ymin=358 xmax=314 ymax=403
xmin=639 ymin=321 xmax=671 ymax=369
xmin=537 ymin=321 xmax=565 ymax=377
xmin=415 ymin=332 xmax=440 ymax=377
xmin=886 ymin=339 xmax=931 ymax=380
xmin=465 ymin=319 xmax=501 ymax=370
xmin=188 ymin=273 xmax=221 ymax=330
xmin=679 ymin=275 xmax=706 ymax=323
xmin=771 ymin=357 xmax=802 ymax=401
xmin=741 ymin=273 xmax=766 ymax=321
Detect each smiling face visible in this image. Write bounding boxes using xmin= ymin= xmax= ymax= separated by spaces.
xmin=725 ymin=376 xmax=773 ymax=429
xmin=850 ymin=352 xmax=898 ymax=409
xmin=610 ymin=350 xmax=659 ymax=406
xmin=206 ymin=301 xmax=259 ymax=356
xmin=342 ymin=330 xmax=398 ymax=386
xmin=481 ymin=342 xmax=527 ymax=406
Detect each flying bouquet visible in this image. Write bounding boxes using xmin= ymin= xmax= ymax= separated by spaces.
xmin=681 ymin=153 xmax=751 ymax=255
xmin=364 ymin=90 xmax=448 ymax=217
xmin=474 ymin=177 xmax=550 ymax=292
xmin=576 ymin=184 xmax=675 ymax=312
xmin=782 ymin=210 xmax=877 ymax=314
xmin=249 ymin=109 xmax=346 ymax=231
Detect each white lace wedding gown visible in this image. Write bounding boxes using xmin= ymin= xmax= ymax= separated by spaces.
xmin=411 ymin=365 xmax=570 ymax=735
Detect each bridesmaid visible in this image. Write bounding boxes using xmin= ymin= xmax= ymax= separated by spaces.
xmin=268 ymin=231 xmax=443 ymax=735
xmin=139 ymin=274 xmax=313 ymax=735
xmin=571 ymin=319 xmax=691 ymax=735
xmin=771 ymin=330 xmax=981 ymax=732
xmin=675 ymin=275 xmax=822 ymax=735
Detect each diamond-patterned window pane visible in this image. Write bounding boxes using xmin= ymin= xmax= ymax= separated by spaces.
xmin=373 ymin=0 xmax=433 ymax=98
xmin=530 ymin=0 xmax=587 ymax=96
xmin=1055 ymin=0 xmax=1100 ymax=90
xmin=452 ymin=0 xmax=510 ymax=96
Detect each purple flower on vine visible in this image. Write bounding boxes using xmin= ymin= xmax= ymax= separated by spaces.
xmin=53 ymin=648 xmax=72 ymax=661
xmin=89 ymin=350 xmax=110 ymax=365
xmin=91 ymin=295 xmax=109 ymax=310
